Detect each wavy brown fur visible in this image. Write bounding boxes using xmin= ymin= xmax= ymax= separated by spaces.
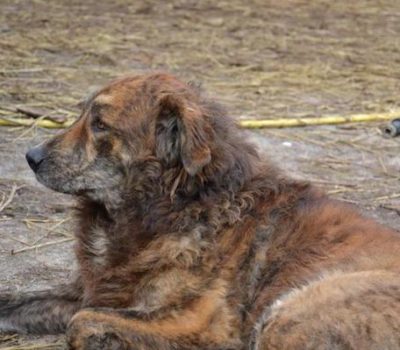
xmin=2 ymin=73 xmax=400 ymax=350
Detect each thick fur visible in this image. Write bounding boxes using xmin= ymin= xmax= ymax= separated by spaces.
xmin=2 ymin=73 xmax=400 ymax=349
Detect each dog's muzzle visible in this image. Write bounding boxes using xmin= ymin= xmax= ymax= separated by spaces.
xmin=26 ymin=145 xmax=46 ymax=173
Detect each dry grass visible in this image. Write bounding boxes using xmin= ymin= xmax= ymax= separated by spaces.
xmin=1 ymin=0 xmax=400 ymax=122
xmin=0 ymin=185 xmax=20 ymax=213
xmin=1 ymin=0 xmax=400 ymax=349
xmin=0 ymin=333 xmax=64 ymax=349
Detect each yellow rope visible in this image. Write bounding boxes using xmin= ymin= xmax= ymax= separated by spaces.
xmin=239 ymin=112 xmax=400 ymax=129
xmin=0 ymin=111 xmax=399 ymax=129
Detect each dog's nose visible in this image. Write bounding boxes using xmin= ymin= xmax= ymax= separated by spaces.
xmin=26 ymin=146 xmax=46 ymax=172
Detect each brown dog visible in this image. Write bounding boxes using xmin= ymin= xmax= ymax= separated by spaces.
xmin=1 ymin=73 xmax=400 ymax=349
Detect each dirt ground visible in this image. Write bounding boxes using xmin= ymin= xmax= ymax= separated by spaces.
xmin=1 ymin=0 xmax=400 ymax=348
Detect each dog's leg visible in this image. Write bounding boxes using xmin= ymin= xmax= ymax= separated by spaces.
xmin=0 ymin=278 xmax=82 ymax=334
xmin=67 ymin=308 xmax=236 ymax=350
xmin=66 ymin=309 xmax=171 ymax=350
xmin=66 ymin=287 xmax=238 ymax=350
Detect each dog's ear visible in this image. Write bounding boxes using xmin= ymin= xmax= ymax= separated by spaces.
xmin=156 ymin=94 xmax=212 ymax=176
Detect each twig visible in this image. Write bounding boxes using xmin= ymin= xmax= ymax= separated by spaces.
xmin=373 ymin=193 xmax=400 ymax=202
xmin=16 ymin=106 xmax=51 ymax=118
xmin=377 ymin=155 xmax=388 ymax=175
xmin=0 ymin=116 xmax=74 ymax=129
xmin=7 ymin=236 xmax=31 ymax=246
xmin=380 ymin=204 xmax=400 ymax=215
xmin=0 ymin=333 xmax=18 ymax=342
xmin=0 ymin=184 xmax=20 ymax=213
xmin=0 ymin=342 xmax=64 ymax=350
xmin=11 ymin=237 xmax=74 ymax=255
xmin=13 ymin=115 xmax=48 ymax=142
xmin=0 ymin=68 xmax=45 ymax=74
xmin=29 ymin=218 xmax=73 ymax=246
xmin=327 ymin=188 xmax=364 ymax=195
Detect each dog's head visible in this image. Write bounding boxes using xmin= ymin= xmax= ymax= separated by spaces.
xmin=26 ymin=73 xmax=257 ymax=207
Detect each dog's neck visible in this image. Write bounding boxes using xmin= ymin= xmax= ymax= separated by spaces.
xmin=76 ymin=140 xmax=306 ymax=237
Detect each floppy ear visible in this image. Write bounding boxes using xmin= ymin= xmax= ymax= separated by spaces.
xmin=156 ymin=94 xmax=212 ymax=176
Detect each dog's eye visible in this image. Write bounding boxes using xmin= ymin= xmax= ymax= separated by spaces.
xmin=92 ymin=119 xmax=107 ymax=132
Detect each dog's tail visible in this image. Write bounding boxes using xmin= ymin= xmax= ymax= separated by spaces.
xmin=0 ymin=282 xmax=82 ymax=334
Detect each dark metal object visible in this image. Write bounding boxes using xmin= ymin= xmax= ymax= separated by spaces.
xmin=384 ymin=119 xmax=400 ymax=137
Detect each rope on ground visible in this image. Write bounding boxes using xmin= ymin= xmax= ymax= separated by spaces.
xmin=0 ymin=111 xmax=399 ymax=129
xmin=239 ymin=112 xmax=400 ymax=128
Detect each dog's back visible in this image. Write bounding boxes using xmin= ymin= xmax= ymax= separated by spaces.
xmin=249 ymin=195 xmax=400 ymax=349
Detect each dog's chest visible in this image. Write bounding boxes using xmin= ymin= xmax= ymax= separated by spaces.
xmin=78 ymin=223 xmax=138 ymax=307
xmin=80 ymin=223 xmax=132 ymax=270
xmin=86 ymin=225 xmax=109 ymax=266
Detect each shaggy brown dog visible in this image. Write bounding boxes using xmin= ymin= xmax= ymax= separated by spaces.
xmin=1 ymin=73 xmax=400 ymax=349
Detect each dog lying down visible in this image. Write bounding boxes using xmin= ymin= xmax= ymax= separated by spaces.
xmin=1 ymin=73 xmax=400 ymax=350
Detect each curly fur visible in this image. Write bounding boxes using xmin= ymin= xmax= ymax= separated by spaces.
xmin=2 ymin=73 xmax=400 ymax=350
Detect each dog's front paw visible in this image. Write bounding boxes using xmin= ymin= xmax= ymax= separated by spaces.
xmin=66 ymin=311 xmax=129 ymax=350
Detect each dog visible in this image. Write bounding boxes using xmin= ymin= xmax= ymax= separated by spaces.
xmin=1 ymin=73 xmax=400 ymax=349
